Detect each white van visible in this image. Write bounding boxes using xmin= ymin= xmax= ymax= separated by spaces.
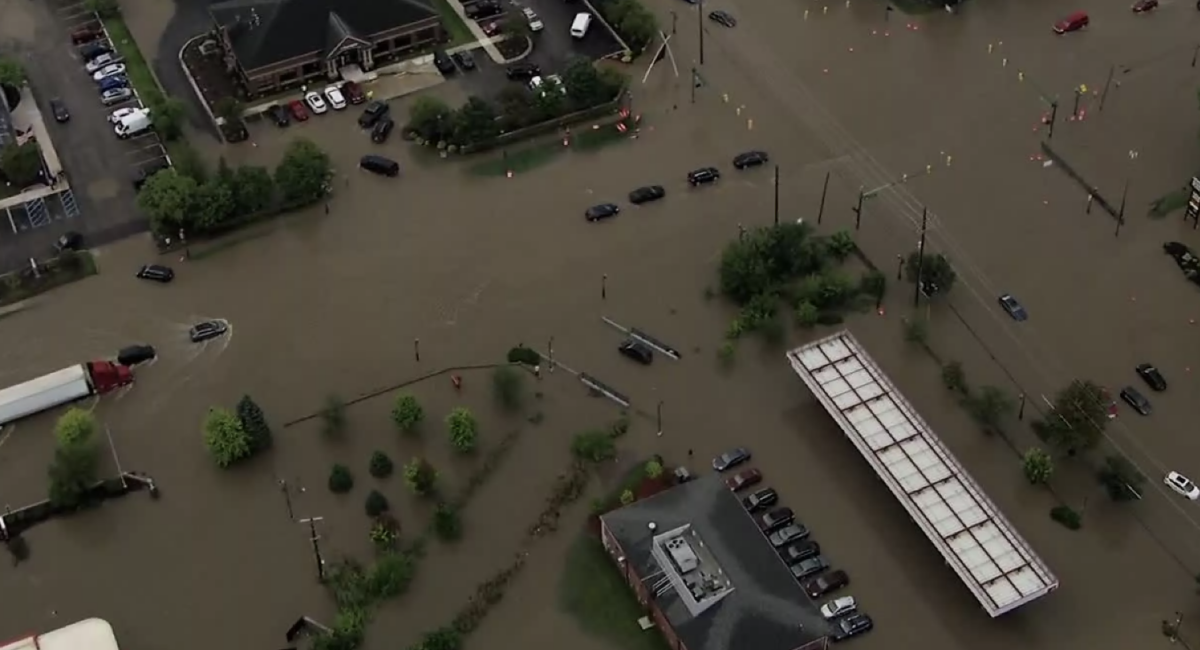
xmin=115 ymin=109 xmax=152 ymax=139
xmin=570 ymin=12 xmax=591 ymax=38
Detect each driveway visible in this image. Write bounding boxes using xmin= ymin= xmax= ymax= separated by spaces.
xmin=516 ymin=0 xmax=623 ymax=66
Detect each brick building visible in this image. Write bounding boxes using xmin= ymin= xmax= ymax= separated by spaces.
xmin=600 ymin=474 xmax=830 ymax=650
xmin=209 ymin=0 xmax=446 ymax=97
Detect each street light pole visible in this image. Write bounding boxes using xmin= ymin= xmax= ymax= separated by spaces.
xmin=773 ymin=165 xmax=780 ymax=225
xmin=656 ymin=400 xmax=664 ymax=436
xmin=1115 ymin=178 xmax=1129 ymax=237
xmin=672 ymin=10 xmax=678 ymax=35
xmin=1018 ymin=393 xmax=1026 ymax=420
xmin=852 ymin=187 xmax=865 ymax=230
xmin=698 ymin=0 xmax=705 ymax=65
xmin=817 ymin=170 xmax=830 ymax=225
xmin=1047 ymin=101 xmax=1058 ymax=140
xmin=913 ymin=208 xmax=928 ymax=309
xmin=895 ymin=254 xmax=904 ymax=280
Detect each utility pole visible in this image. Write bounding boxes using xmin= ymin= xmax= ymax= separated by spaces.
xmin=690 ymin=67 xmax=697 ymax=103
xmin=413 ymin=338 xmax=420 ymax=362
xmin=773 ymin=165 xmax=780 ymax=225
xmin=279 ymin=478 xmax=295 ymax=520
xmin=1099 ymin=64 xmax=1115 ymax=111
xmin=1047 ymin=101 xmax=1058 ymax=139
xmin=1115 ymin=179 xmax=1129 ymax=237
xmin=698 ymin=0 xmax=705 ymax=65
xmin=895 ymin=254 xmax=904 ymax=280
xmin=817 ymin=171 xmax=830 ymax=224
xmin=602 ymin=273 xmax=608 ymax=299
xmin=671 ymin=10 xmax=677 ymax=35
xmin=299 ymin=517 xmax=326 ymax=582
xmin=656 ymin=400 xmax=664 ymax=436
xmin=852 ymin=187 xmax=865 ymax=230
xmin=1017 ymin=393 xmax=1026 ymax=420
xmin=913 ymin=208 xmax=928 ymax=309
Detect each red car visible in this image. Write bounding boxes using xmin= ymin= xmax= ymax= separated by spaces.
xmin=725 ymin=468 xmax=762 ymax=491
xmin=803 ymin=570 xmax=849 ymax=598
xmin=343 ymin=81 xmax=366 ymax=104
xmin=1053 ymin=11 xmax=1088 ymax=34
xmin=481 ymin=21 xmax=501 ymax=36
xmin=71 ymin=27 xmax=102 ymax=44
xmin=1101 ymin=388 xmax=1118 ymax=419
xmin=287 ymin=99 xmax=310 ymax=121
xmin=1132 ymin=0 xmax=1157 ymax=11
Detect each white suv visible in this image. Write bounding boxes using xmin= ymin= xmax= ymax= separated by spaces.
xmin=522 ymin=7 xmax=544 ymax=31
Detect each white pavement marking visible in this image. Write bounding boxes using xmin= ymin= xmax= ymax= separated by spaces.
xmin=441 ymin=0 xmax=506 ymax=63
xmin=6 ymin=211 xmax=17 ymax=234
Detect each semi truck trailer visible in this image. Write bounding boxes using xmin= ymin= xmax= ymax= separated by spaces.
xmin=0 ymin=361 xmax=133 ymax=426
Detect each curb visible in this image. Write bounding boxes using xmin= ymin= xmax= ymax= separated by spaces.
xmin=178 ymin=34 xmax=225 ymax=144
xmin=500 ymin=35 xmax=534 ymax=64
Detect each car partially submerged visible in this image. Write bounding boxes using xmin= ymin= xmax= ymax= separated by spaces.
xmin=190 ymin=320 xmax=229 ymax=343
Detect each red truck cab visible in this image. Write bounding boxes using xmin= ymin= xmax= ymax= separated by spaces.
xmin=86 ymin=361 xmax=134 ymax=394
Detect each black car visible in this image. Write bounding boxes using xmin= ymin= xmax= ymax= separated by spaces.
xmin=758 ymin=506 xmax=794 ymax=531
xmin=832 ymin=613 xmax=873 ymax=642
xmin=742 ymin=487 xmax=777 ymax=512
xmin=466 ymin=0 xmax=503 ymax=18
xmin=136 ymin=264 xmax=174 ymax=283
xmin=452 ymin=50 xmax=476 ymax=70
xmin=55 ymin=231 xmax=83 ymax=252
xmin=788 ymin=554 xmax=828 ymax=578
xmin=132 ymin=159 xmax=172 ymax=190
xmin=804 ymin=570 xmax=849 ymax=598
xmin=769 ymin=523 xmax=811 ymax=548
xmin=1120 ymin=386 xmax=1152 ymax=415
xmin=782 ymin=540 xmax=821 ymax=563
xmin=585 ymin=203 xmax=620 ymax=221
xmin=358 ymin=100 xmax=390 ymax=128
xmin=708 ymin=9 xmax=737 ymax=27
xmin=713 ymin=447 xmax=751 ymax=471
xmin=733 ymin=150 xmax=768 ymax=169
xmin=433 ymin=50 xmax=456 ymax=74
xmin=49 ymin=98 xmax=70 ymax=123
xmin=267 ymin=104 xmax=290 ymax=127
xmin=687 ymin=167 xmax=720 ymax=185
xmin=629 ymin=185 xmax=666 ymax=204
xmin=371 ymin=118 xmax=395 ymax=143
xmin=117 ymin=344 xmax=156 ymax=366
xmin=79 ymin=42 xmax=112 ymax=61
xmin=618 ymin=339 xmax=653 ymax=364
xmin=1136 ymin=363 xmax=1167 ymax=391
xmin=506 ymin=63 xmax=541 ymax=80
xmin=189 ymin=320 xmax=229 ymax=343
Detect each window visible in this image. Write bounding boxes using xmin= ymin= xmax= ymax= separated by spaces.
xmin=278 ymin=70 xmax=298 ymax=83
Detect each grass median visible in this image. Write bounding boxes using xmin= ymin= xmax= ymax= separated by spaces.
xmin=101 ymin=16 xmax=161 ymax=103
xmin=430 ymin=0 xmax=475 ymax=45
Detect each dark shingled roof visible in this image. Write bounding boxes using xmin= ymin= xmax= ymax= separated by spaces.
xmin=601 ymin=474 xmax=831 ymax=650
xmin=0 ymin=90 xmax=15 ymax=148
xmin=210 ymin=0 xmax=438 ymax=71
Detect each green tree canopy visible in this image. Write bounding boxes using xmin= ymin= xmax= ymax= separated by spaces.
xmin=191 ymin=178 xmax=236 ymax=232
xmin=137 ymin=168 xmax=198 ymax=234
xmin=718 ymin=222 xmax=827 ymax=304
xmin=54 ymin=408 xmax=96 ymax=448
xmin=149 ymin=96 xmax=187 ymax=141
xmin=274 ymin=138 xmax=331 ymax=204
xmin=329 ymin=463 xmax=354 ymax=493
xmin=491 ymin=366 xmax=525 ymax=411
xmin=203 ymin=407 xmax=252 ymax=468
xmin=365 ymin=490 xmax=389 ymax=517
xmin=446 ymin=407 xmax=478 ymax=452
xmin=391 ymin=394 xmax=423 ymax=434
xmin=965 ymin=386 xmax=1015 ymax=434
xmin=230 ymin=164 xmax=274 ymax=215
xmin=562 ymin=57 xmax=609 ymax=108
xmin=321 ymin=393 xmax=347 ymax=437
xmin=644 ymin=460 xmax=663 ymax=479
xmin=236 ymin=395 xmax=272 ymax=453
xmin=432 ymin=502 xmax=462 ymax=541
xmin=1036 ymin=379 xmax=1108 ymax=455
xmin=0 ymin=142 xmax=43 ymax=188
xmin=451 ymin=96 xmax=500 ymax=147
xmin=407 ymin=96 xmax=453 ymax=142
xmin=571 ymin=430 xmax=615 ymax=462
xmin=494 ymin=87 xmax=539 ymax=130
xmin=403 ymin=457 xmax=437 ymax=495
xmin=1022 ymin=448 xmax=1053 ymax=485
xmin=1097 ymin=455 xmax=1145 ymax=501
xmin=0 ymin=57 xmax=26 ymax=87
xmin=48 ymin=441 xmax=100 ymax=508
xmin=904 ymin=251 xmax=957 ymax=298
xmin=601 ymin=0 xmax=657 ymax=52
xmin=369 ymin=450 xmax=394 ymax=478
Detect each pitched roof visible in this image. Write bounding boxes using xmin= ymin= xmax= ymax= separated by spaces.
xmin=601 ymin=475 xmax=830 ymax=650
xmin=210 ymin=0 xmax=438 ymax=71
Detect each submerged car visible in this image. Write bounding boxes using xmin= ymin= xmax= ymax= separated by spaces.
xmin=618 ymin=339 xmax=653 ymax=364
xmin=1120 ymin=385 xmax=1152 ymax=416
xmin=50 ymin=98 xmax=70 ymax=123
xmin=998 ymin=293 xmax=1027 ymax=321
xmin=742 ymin=487 xmax=777 ymax=512
xmin=117 ymin=344 xmax=156 ymax=366
xmin=189 ymin=320 xmax=229 ymax=343
xmin=770 ymin=523 xmax=811 ymax=548
xmin=832 ymin=613 xmax=873 ymax=641
xmin=712 ymin=447 xmax=750 ymax=471
xmin=733 ymin=150 xmax=768 ymax=169
xmin=821 ymin=596 xmax=857 ymax=620
xmin=135 ymin=264 xmax=174 ymax=283
xmin=708 ymin=9 xmax=737 ymax=27
xmin=804 ymin=569 xmax=849 ymax=598
xmin=1136 ymin=363 xmax=1167 ymax=391
xmin=585 ymin=203 xmax=620 ymax=221
xmin=629 ymin=185 xmax=666 ymax=204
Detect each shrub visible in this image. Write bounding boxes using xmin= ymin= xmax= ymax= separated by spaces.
xmin=1022 ymin=448 xmax=1054 ymax=485
xmin=418 ymin=626 xmax=462 ymax=650
xmin=446 ymin=407 xmax=478 ymax=453
xmin=236 ymin=395 xmax=273 ymax=452
xmin=828 ymin=230 xmax=856 ymax=260
xmin=645 ymin=460 xmax=663 ymax=479
xmin=759 ymin=316 xmax=785 ymax=346
xmin=321 ymin=394 xmax=347 ymax=437
xmin=506 ymin=346 xmax=540 ymax=365
xmin=717 ymin=341 xmax=736 ymax=369
xmin=370 ymin=517 xmax=399 ymax=551
xmin=54 ymin=408 xmax=96 ymax=448
xmin=369 ymin=451 xmax=394 ymax=478
xmin=368 ymin=550 xmax=417 ymax=600
xmin=1049 ymin=505 xmax=1081 ymax=530
xmin=391 ymin=394 xmax=424 ymax=435
xmin=433 ymin=502 xmax=463 ymax=541
xmin=365 ymin=490 xmax=390 ymax=517
xmin=329 ymin=464 xmax=354 ymax=493
xmin=571 ymin=430 xmax=616 ymax=462
xmin=611 ymin=415 xmax=631 ymax=437
xmin=941 ymin=361 xmax=968 ymax=394
xmin=620 ymin=489 xmax=635 ymax=505
xmin=404 ymin=458 xmax=438 ymax=496
xmin=794 ymin=302 xmax=819 ymax=328
xmin=203 ymin=407 xmax=252 ymax=468
xmin=492 ymin=366 xmax=525 ymax=411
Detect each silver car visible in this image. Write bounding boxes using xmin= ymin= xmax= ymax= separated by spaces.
xmin=100 ymin=87 xmax=133 ymax=106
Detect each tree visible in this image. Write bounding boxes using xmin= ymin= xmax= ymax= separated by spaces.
xmin=432 ymin=502 xmax=462 ymax=541
xmin=645 ymin=459 xmax=663 ymax=479
xmin=506 ymin=346 xmax=540 ymax=365
xmin=321 ymin=394 xmax=348 ymax=437
xmin=794 ymin=301 xmax=819 ymax=328
xmin=365 ymin=490 xmax=390 ymax=517
xmin=451 ymin=96 xmax=500 ymax=147
xmin=561 ymin=57 xmax=607 ymax=108
xmin=418 ymin=626 xmax=462 ymax=650
xmin=531 ymin=84 xmax=566 ymax=122
xmin=0 ymin=57 xmax=26 ymax=88
xmin=137 ymin=169 xmax=198 ymax=234
xmin=149 ymin=95 xmax=187 ymax=141
xmin=1097 ymin=455 xmax=1145 ymax=501
xmin=494 ymin=86 xmax=539 ymax=130
xmin=718 ymin=222 xmax=826 ymax=304
xmin=203 ymin=407 xmax=252 ymax=468
xmin=391 ymin=394 xmax=423 ymax=434
xmin=446 ymin=407 xmax=478 ymax=452
xmin=274 ymin=138 xmax=331 ymax=204
xmin=369 ymin=451 xmax=394 ymax=478
xmin=904 ymin=251 xmax=957 ymax=298
xmin=407 ymin=96 xmax=453 ymax=142
xmin=230 ymin=165 xmax=274 ymax=215
xmin=403 ymin=457 xmax=437 ymax=496
xmin=213 ymin=97 xmax=244 ymax=124
xmin=620 ymin=488 xmax=635 ymax=505
xmin=191 ymin=178 xmax=236 ymax=232
xmin=1037 ymin=379 xmax=1109 ymax=455
xmin=48 ymin=441 xmax=100 ymax=509
xmin=0 ymin=142 xmax=43 ymax=188
xmin=1022 ymin=448 xmax=1054 ymax=485
xmin=965 ymin=385 xmax=1014 ymax=434
xmin=329 ymin=464 xmax=354 ymax=493
xmin=235 ymin=395 xmax=272 ymax=453
xmin=605 ymin=0 xmax=657 ymax=52
xmin=84 ymin=0 xmax=120 ymax=18
xmin=491 ymin=366 xmax=525 ymax=411
xmin=571 ymin=430 xmax=615 ymax=462
xmin=54 ymin=408 xmax=96 ymax=448
xmin=827 ymin=231 xmax=856 ymax=261
xmin=940 ymin=361 xmax=967 ymax=395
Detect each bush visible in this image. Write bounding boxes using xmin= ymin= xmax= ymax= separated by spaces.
xmin=404 ymin=458 xmax=438 ymax=496
xmin=370 ymin=516 xmax=400 ymax=551
xmin=507 ymin=346 xmax=540 ymax=365
xmin=365 ymin=490 xmax=390 ymax=517
xmin=418 ymin=626 xmax=462 ymax=650
xmin=432 ymin=502 xmax=463 ymax=541
xmin=236 ymin=395 xmax=273 ymax=453
xmin=1049 ymin=505 xmax=1081 ymax=530
xmin=492 ymin=366 xmax=525 ymax=411
xmin=941 ymin=361 xmax=968 ymax=394
xmin=571 ymin=430 xmax=616 ymax=462
xmin=717 ymin=341 xmax=736 ymax=369
xmin=392 ymin=394 xmax=424 ymax=435
xmin=795 ymin=302 xmax=819 ymax=328
xmin=329 ymin=464 xmax=354 ymax=493
xmin=620 ymin=489 xmax=635 ymax=505
xmin=644 ymin=460 xmax=663 ymax=479
xmin=321 ymin=394 xmax=347 ymax=437
xmin=611 ymin=415 xmax=631 ymax=438
xmin=369 ymin=451 xmax=394 ymax=478
xmin=368 ymin=550 xmax=417 ymax=600
xmin=203 ymin=407 xmax=252 ymax=468
xmin=446 ymin=407 xmax=479 ymax=453
xmin=54 ymin=408 xmax=96 ymax=448
xmin=828 ymin=230 xmax=856 ymax=260
xmin=1022 ymin=448 xmax=1054 ymax=485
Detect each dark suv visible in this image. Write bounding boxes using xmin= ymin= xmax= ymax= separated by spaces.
xmin=687 ymin=167 xmax=720 ymax=185
xmin=618 ymin=339 xmax=653 ymax=364
xmin=434 ymin=50 xmax=456 ymax=74
xmin=782 ymin=540 xmax=821 ymax=563
xmin=742 ymin=488 xmax=777 ymax=512
xmin=136 ymin=264 xmax=174 ymax=283
xmin=358 ymin=101 xmax=390 ymax=128
xmin=506 ymin=63 xmax=541 ymax=80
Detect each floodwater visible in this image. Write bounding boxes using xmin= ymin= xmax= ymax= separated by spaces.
xmin=2 ymin=0 xmax=1200 ymax=648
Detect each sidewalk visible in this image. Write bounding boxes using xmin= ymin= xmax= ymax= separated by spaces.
xmin=441 ymin=0 xmax=506 ymax=63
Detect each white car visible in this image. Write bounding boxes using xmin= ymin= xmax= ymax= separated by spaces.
xmin=529 ymin=74 xmax=566 ymax=95
xmin=108 ymin=106 xmax=137 ymax=124
xmin=304 ymin=91 xmax=328 ymax=114
xmin=1165 ymin=471 xmax=1200 ymax=500
xmin=85 ymin=53 xmax=116 ymax=73
xmin=324 ymin=85 xmax=346 ymax=110
xmin=522 ymin=7 xmax=544 ymax=31
xmin=92 ymin=63 xmax=127 ymax=82
xmin=820 ymin=596 xmax=857 ymax=619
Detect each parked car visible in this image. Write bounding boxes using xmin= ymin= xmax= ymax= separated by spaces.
xmin=1132 ymin=0 xmax=1158 ymax=11
xmin=1053 ymin=11 xmax=1089 ymax=33
xmin=803 ymin=570 xmax=849 ymax=598
xmin=434 ymin=50 xmax=456 ymax=74
xmin=466 ymin=0 xmax=503 ymax=18
xmin=832 ymin=613 xmax=873 ymax=642
xmin=371 ymin=118 xmax=395 ymax=143
xmin=1165 ymin=471 xmax=1200 ymax=500
xmin=712 ymin=447 xmax=751 ymax=471
xmin=92 ymin=63 xmax=127 ymax=82
xmin=100 ymin=87 xmax=133 ymax=106
xmin=1136 ymin=363 xmax=1167 ymax=391
xmin=789 ymin=554 xmax=828 ymax=579
xmin=733 ymin=150 xmax=767 ymax=169
xmin=267 ymin=104 xmax=290 ymax=127
xmin=821 ymin=596 xmax=857 ymax=620
xmin=343 ymin=81 xmax=366 ymax=104
xmin=1100 ymin=387 xmax=1119 ymax=419
xmin=998 ymin=293 xmax=1027 ymax=321
xmin=79 ymin=42 xmax=112 ymax=61
xmin=629 ymin=185 xmax=666 ymax=204
xmin=522 ymin=7 xmax=545 ymax=30
xmin=109 ymin=107 xmax=138 ymax=124
xmin=781 ymin=540 xmax=821 ymax=563
xmin=360 ymin=155 xmax=400 ymax=177
xmin=98 ymin=75 xmax=129 ymax=93
xmin=530 ymin=75 xmax=566 ymax=95
xmin=357 ymin=101 xmax=389 ymax=129
xmin=687 ymin=167 xmax=720 ymax=186
xmin=585 ymin=203 xmax=620 ymax=221
xmin=618 ymin=339 xmax=653 ymax=364
xmin=71 ymin=27 xmax=103 ymax=44
xmin=724 ymin=468 xmax=761 ymax=491
xmin=189 ymin=320 xmax=229 ymax=343
xmin=758 ymin=507 xmax=794 ymax=531
xmin=136 ymin=264 xmax=174 ymax=283
xmin=54 ymin=231 xmax=83 ymax=252
xmin=506 ymin=63 xmax=541 ymax=80
xmin=85 ymin=53 xmax=117 ymax=73
xmin=708 ymin=10 xmax=737 ymax=27
xmin=452 ymin=50 xmax=477 ymax=70
xmin=1120 ymin=386 xmax=1152 ymax=415
xmin=770 ymin=524 xmax=811 ymax=548
xmin=324 ymin=85 xmax=347 ymax=110
xmin=49 ymin=98 xmax=70 ymax=123
xmin=304 ymin=91 xmax=328 ymax=114
xmin=116 ymin=344 xmax=156 ymax=366
xmin=742 ymin=487 xmax=777 ymax=512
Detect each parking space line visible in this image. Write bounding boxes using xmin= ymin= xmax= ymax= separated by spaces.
xmin=5 ymin=210 xmax=16 ymax=235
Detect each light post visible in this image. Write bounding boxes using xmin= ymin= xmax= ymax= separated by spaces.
xmin=656 ymin=401 xmax=664 ymax=436
xmin=817 ymin=170 xmax=830 ymax=224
